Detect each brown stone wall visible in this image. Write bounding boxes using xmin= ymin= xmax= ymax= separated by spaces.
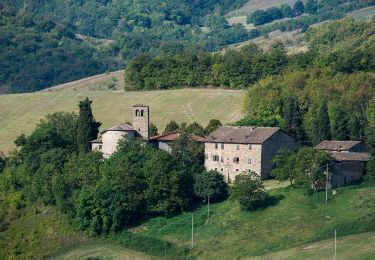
xmin=204 ymin=142 xmax=262 ymax=182
xmin=331 ymin=161 xmax=365 ymax=187
xmin=132 ymin=106 xmax=150 ymax=140
xmin=260 ymin=131 xmax=296 ymax=179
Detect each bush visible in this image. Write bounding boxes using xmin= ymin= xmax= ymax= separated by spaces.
xmin=231 ymin=171 xmax=268 ymax=211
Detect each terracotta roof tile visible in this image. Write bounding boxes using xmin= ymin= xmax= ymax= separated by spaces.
xmin=150 ymin=130 xmax=204 ymax=142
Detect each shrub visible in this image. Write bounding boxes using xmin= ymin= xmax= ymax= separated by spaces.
xmin=231 ymin=171 xmax=268 ymax=211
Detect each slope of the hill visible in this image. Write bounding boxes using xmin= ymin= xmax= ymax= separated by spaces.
xmin=0 ymin=9 xmax=121 ymax=94
xmin=0 ymin=85 xmax=243 ymax=153
xmin=49 ymin=182 xmax=375 ymax=259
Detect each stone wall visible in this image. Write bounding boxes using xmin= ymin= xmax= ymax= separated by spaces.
xmin=204 ymin=142 xmax=262 ymax=182
xmin=132 ymin=105 xmax=149 ymax=140
xmin=261 ymin=130 xmax=296 ymax=178
xmin=101 ymin=130 xmax=135 ymax=158
xmin=331 ymin=161 xmax=365 ymax=187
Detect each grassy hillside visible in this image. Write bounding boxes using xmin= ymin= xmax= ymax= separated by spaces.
xmin=0 ymin=75 xmax=243 ymax=152
xmin=227 ymin=0 xmax=299 ymax=16
xmin=50 ymin=181 xmax=375 ymax=259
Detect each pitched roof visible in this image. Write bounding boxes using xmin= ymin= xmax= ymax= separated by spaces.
xmin=330 ymin=152 xmax=371 ymax=162
xmin=90 ymin=138 xmax=102 ymax=143
xmin=315 ymin=140 xmax=362 ymax=151
xmin=150 ymin=130 xmax=204 ymax=142
xmin=204 ymin=126 xmax=281 ymax=144
xmin=101 ymin=123 xmax=135 ymax=133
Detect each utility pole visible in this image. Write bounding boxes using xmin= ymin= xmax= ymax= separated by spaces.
xmin=326 ymin=164 xmax=329 ymax=203
xmin=208 ymin=196 xmax=210 ymax=219
xmin=334 ymin=229 xmax=337 ymax=260
xmin=191 ymin=214 xmax=194 ymax=249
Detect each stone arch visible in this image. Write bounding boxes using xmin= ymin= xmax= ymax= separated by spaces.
xmin=135 ymin=109 xmax=140 ymax=117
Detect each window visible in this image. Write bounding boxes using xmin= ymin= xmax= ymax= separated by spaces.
xmin=248 ymin=158 xmax=252 ymax=164
xmin=98 ymin=145 xmax=102 ymax=150
xmin=215 ymin=143 xmax=218 ymax=149
xmin=236 ymin=169 xmax=239 ymax=172
xmin=135 ymin=109 xmax=140 ymax=116
xmin=233 ymin=157 xmax=240 ymax=164
xmin=141 ymin=110 xmax=144 ymax=117
xmin=248 ymin=144 xmax=252 ymax=150
xmin=236 ymin=144 xmax=240 ymax=150
xmin=221 ymin=143 xmax=224 ymax=149
xmin=213 ymin=155 xmax=220 ymax=162
xmin=215 ymin=168 xmax=218 ymax=171
xmin=221 ymin=168 xmax=223 ymax=172
xmin=220 ymin=157 xmax=224 ymax=163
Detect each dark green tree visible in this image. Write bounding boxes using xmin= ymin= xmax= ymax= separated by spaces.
xmin=316 ymin=100 xmax=331 ymax=142
xmin=329 ymin=101 xmax=349 ymax=140
xmin=271 ymin=148 xmax=296 ymax=186
xmin=293 ymin=0 xmax=304 ymax=16
xmin=164 ymin=120 xmax=180 ymax=133
xmin=282 ymin=95 xmax=305 ymax=141
xmin=231 ymin=171 xmax=268 ymax=211
xmin=0 ymin=152 xmax=5 ymax=173
xmin=76 ymin=98 xmax=101 ymax=152
xmin=305 ymin=0 xmax=318 ymax=14
xmin=204 ymin=119 xmax=222 ymax=136
xmin=194 ymin=170 xmax=228 ymax=203
xmin=149 ymin=123 xmax=158 ymax=137
xmin=186 ymin=122 xmax=205 ymax=136
xmin=280 ymin=4 xmax=295 ymax=18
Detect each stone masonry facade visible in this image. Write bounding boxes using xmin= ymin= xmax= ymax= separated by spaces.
xmin=204 ymin=126 xmax=296 ymax=182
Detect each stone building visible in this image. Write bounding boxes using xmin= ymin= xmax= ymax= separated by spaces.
xmin=204 ymin=126 xmax=296 ymax=181
xmin=150 ymin=130 xmax=204 ymax=153
xmin=91 ymin=105 xmax=149 ymax=157
xmin=315 ymin=140 xmax=371 ymax=187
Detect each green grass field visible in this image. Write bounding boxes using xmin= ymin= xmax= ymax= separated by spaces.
xmin=0 ymin=72 xmax=243 ymax=153
xmin=49 ymin=181 xmax=375 ymax=259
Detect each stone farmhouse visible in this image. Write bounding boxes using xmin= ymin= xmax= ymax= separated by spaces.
xmin=315 ymin=140 xmax=370 ymax=187
xmin=204 ymin=126 xmax=296 ymax=182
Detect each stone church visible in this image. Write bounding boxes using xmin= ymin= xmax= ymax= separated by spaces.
xmin=91 ymin=105 xmax=150 ymax=158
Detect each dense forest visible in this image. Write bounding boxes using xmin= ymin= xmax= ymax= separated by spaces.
xmin=1 ymin=0 xmax=375 ymax=93
xmin=0 ymin=8 xmax=121 ymax=93
xmin=124 ymin=18 xmax=375 ymax=90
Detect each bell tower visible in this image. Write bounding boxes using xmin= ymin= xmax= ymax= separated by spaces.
xmin=132 ymin=105 xmax=150 ymax=140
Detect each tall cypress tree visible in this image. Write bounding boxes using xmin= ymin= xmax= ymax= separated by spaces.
xmin=76 ymin=98 xmax=101 ymax=152
xmin=282 ymin=95 xmax=305 ymax=142
xmin=315 ymin=100 xmax=331 ymax=143
xmin=329 ymin=101 xmax=348 ymax=140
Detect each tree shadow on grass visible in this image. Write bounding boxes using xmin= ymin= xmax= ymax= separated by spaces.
xmin=257 ymin=194 xmax=285 ymax=211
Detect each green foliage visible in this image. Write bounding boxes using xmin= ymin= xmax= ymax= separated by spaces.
xmin=274 ymin=147 xmax=333 ymax=194
xmin=305 ymin=100 xmax=331 ymax=145
xmin=0 ymin=10 xmax=120 ymax=93
xmin=272 ymin=148 xmax=296 ymax=186
xmin=124 ymin=44 xmax=288 ymax=90
xmin=293 ymin=1 xmax=305 ymax=16
xmin=194 ymin=170 xmax=228 ymax=202
xmin=149 ymin=123 xmax=158 ymax=137
xmin=282 ymin=95 xmax=305 ymax=141
xmin=0 ymin=152 xmax=5 ymax=173
xmin=163 ymin=120 xmax=180 ymax=133
xmin=204 ymin=119 xmax=222 ymax=136
xmin=185 ymin=122 xmax=205 ymax=136
xmin=305 ymin=0 xmax=318 ymax=14
xmin=231 ymin=171 xmax=268 ymax=211
xmin=76 ymin=98 xmax=101 ymax=152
